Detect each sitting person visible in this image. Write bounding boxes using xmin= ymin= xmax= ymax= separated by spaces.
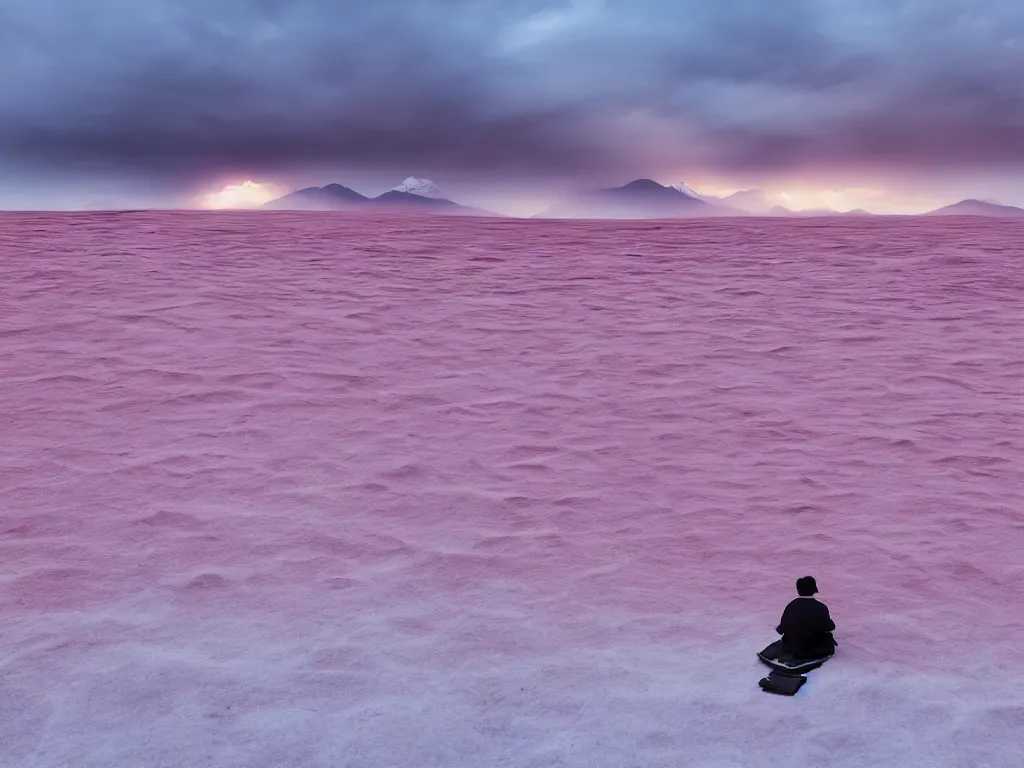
xmin=776 ymin=576 xmax=837 ymax=659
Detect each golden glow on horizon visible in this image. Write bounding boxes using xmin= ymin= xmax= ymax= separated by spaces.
xmin=686 ymin=180 xmax=890 ymax=212
xmin=195 ymin=177 xmax=948 ymax=216
xmin=200 ymin=180 xmax=279 ymax=209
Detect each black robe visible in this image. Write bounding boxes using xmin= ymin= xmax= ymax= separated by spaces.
xmin=776 ymin=597 xmax=836 ymax=659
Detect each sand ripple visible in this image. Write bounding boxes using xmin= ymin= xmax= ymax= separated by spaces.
xmin=1 ymin=212 xmax=1022 ymax=767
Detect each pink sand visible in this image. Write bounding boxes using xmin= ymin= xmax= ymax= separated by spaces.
xmin=1 ymin=211 xmax=1022 ymax=767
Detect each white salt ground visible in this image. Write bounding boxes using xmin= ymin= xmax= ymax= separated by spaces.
xmin=1 ymin=211 xmax=1022 ymax=767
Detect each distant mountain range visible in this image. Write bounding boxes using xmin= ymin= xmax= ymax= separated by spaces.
xmin=264 ymin=177 xmax=493 ymax=216
xmin=262 ymin=176 xmax=1024 ymax=220
xmin=537 ymin=180 xmax=1024 ymax=219
xmin=534 ymin=180 xmax=885 ymax=219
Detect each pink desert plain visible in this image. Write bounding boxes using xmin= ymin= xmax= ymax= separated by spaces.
xmin=1 ymin=211 xmax=1022 ymax=768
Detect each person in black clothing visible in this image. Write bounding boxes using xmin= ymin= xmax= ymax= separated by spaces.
xmin=776 ymin=576 xmax=837 ymax=659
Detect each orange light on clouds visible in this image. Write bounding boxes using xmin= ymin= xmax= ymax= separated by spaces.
xmin=200 ymin=180 xmax=279 ymax=209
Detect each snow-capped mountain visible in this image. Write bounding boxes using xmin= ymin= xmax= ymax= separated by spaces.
xmin=391 ymin=177 xmax=446 ymax=200
xmin=671 ymin=182 xmax=709 ymax=201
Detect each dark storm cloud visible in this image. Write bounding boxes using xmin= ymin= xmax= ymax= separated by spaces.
xmin=2 ymin=0 xmax=1024 ymax=181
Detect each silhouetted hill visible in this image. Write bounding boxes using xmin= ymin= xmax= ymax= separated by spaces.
xmin=925 ymin=199 xmax=1024 ymax=217
xmin=264 ymin=178 xmax=496 ymax=216
xmin=370 ymin=190 xmax=489 ymax=215
xmin=264 ymin=184 xmax=368 ymax=210
xmin=537 ymin=179 xmax=734 ymax=219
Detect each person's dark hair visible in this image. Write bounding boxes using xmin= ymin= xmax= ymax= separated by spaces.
xmin=796 ymin=576 xmax=818 ymax=596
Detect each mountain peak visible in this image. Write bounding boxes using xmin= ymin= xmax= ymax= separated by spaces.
xmin=671 ymin=182 xmax=704 ymax=199
xmin=926 ymin=198 xmax=1024 ymax=216
xmin=621 ymin=179 xmax=666 ymax=191
xmin=263 ymin=183 xmax=368 ymax=210
xmin=391 ymin=177 xmax=445 ymax=200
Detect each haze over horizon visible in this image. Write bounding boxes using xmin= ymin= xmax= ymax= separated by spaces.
xmin=3 ymin=1 xmax=1024 ymax=213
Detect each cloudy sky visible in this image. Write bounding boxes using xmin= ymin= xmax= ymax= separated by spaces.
xmin=2 ymin=0 xmax=1024 ymax=212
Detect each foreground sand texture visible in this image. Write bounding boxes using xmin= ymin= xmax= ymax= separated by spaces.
xmin=1 ymin=211 xmax=1022 ymax=767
